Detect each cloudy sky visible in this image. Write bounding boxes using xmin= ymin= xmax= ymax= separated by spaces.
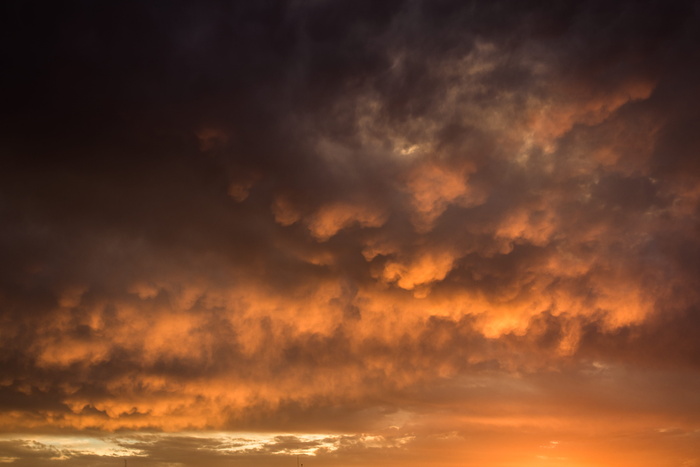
xmin=2 ymin=1 xmax=700 ymax=466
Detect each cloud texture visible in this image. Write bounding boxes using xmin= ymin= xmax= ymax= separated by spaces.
xmin=2 ymin=0 xmax=700 ymax=465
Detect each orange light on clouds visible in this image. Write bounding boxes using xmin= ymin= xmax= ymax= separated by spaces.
xmin=2 ymin=1 xmax=700 ymax=467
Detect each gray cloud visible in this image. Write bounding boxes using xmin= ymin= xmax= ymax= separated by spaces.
xmin=2 ymin=0 xmax=700 ymax=465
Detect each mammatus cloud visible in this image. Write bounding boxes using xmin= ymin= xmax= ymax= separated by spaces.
xmin=1 ymin=0 xmax=700 ymax=466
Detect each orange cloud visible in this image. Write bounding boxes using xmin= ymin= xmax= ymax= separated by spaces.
xmin=306 ymin=201 xmax=386 ymax=241
xmin=3 ymin=3 xmax=700 ymax=467
xmin=405 ymin=161 xmax=485 ymax=232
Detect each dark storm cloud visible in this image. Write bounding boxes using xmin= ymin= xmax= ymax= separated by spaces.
xmin=2 ymin=1 xmax=700 ymax=465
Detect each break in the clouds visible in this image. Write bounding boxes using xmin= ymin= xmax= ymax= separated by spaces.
xmin=2 ymin=1 xmax=700 ymax=466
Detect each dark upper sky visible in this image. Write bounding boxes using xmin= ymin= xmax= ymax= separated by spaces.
xmin=2 ymin=1 xmax=700 ymax=466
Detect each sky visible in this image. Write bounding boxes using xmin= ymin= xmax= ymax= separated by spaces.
xmin=2 ymin=0 xmax=700 ymax=466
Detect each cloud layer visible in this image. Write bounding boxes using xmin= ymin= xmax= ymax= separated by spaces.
xmin=2 ymin=0 xmax=700 ymax=465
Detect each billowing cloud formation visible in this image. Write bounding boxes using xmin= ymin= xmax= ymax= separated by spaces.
xmin=2 ymin=0 xmax=700 ymax=465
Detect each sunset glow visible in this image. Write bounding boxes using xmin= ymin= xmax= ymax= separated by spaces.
xmin=2 ymin=1 xmax=700 ymax=466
